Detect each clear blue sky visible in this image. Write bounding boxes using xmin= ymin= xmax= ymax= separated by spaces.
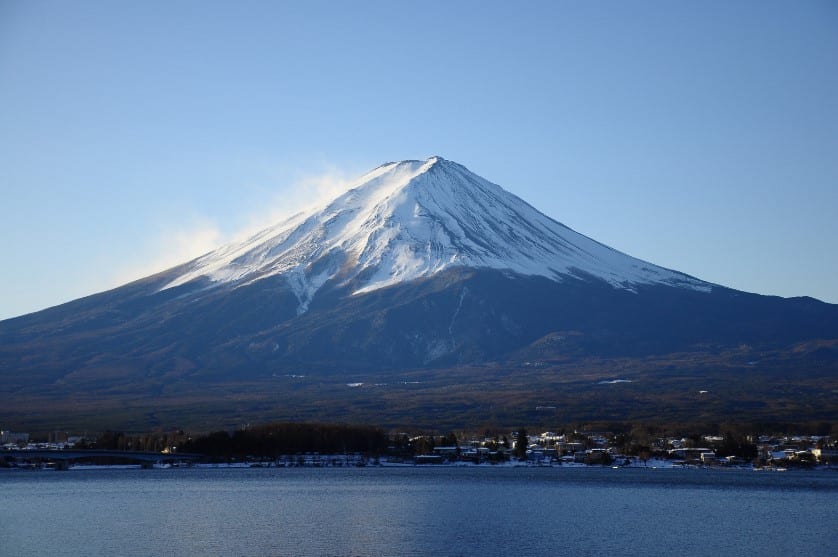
xmin=1 ymin=1 xmax=837 ymax=319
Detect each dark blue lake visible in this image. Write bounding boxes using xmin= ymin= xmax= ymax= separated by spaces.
xmin=1 ymin=466 xmax=835 ymax=556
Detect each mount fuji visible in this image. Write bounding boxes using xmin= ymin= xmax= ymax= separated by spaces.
xmin=2 ymin=157 xmax=836 ymax=430
xmin=163 ymin=156 xmax=708 ymax=312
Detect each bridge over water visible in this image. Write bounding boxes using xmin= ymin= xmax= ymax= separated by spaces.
xmin=1 ymin=449 xmax=202 ymax=470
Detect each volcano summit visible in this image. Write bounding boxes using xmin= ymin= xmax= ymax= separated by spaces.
xmin=2 ymin=157 xmax=836 ymax=430
xmin=164 ymin=156 xmax=707 ymax=311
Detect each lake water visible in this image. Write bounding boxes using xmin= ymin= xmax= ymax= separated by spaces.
xmin=1 ymin=466 xmax=835 ymax=556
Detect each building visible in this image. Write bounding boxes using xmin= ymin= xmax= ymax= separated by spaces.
xmin=1 ymin=430 xmax=30 ymax=444
xmin=812 ymin=448 xmax=838 ymax=465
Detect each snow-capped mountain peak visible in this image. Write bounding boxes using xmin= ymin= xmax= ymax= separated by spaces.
xmin=163 ymin=156 xmax=709 ymax=313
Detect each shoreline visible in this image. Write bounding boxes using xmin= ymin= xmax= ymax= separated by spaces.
xmin=2 ymin=457 xmax=833 ymax=473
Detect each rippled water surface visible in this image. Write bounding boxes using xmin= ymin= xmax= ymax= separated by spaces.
xmin=2 ymin=467 xmax=836 ymax=556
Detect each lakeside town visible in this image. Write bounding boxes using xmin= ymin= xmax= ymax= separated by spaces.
xmin=3 ymin=426 xmax=836 ymax=470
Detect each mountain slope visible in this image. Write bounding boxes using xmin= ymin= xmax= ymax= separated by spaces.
xmin=1 ymin=157 xmax=836 ymax=431
xmin=163 ymin=157 xmax=709 ymax=314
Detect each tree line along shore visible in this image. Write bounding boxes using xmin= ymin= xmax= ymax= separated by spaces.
xmin=3 ymin=421 xmax=836 ymax=468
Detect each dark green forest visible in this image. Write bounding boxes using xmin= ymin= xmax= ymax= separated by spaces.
xmin=180 ymin=422 xmax=389 ymax=458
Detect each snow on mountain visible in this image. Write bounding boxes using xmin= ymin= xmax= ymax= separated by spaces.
xmin=163 ymin=156 xmax=710 ymax=313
